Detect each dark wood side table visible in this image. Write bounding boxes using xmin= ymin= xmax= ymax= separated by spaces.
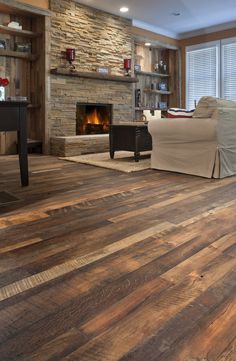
xmin=109 ymin=123 xmax=152 ymax=162
xmin=0 ymin=101 xmax=29 ymax=186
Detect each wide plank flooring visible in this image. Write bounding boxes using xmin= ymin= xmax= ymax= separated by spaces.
xmin=0 ymin=154 xmax=236 ymax=361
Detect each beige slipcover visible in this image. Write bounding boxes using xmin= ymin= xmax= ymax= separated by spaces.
xmin=148 ymin=96 xmax=236 ymax=178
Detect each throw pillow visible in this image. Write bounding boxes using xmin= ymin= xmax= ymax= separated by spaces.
xmin=167 ymin=108 xmax=195 ymax=118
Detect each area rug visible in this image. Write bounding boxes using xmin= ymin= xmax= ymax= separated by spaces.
xmin=60 ymin=151 xmax=151 ymax=173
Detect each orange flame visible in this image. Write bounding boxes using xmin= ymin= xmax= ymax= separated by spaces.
xmin=86 ymin=108 xmax=102 ymax=125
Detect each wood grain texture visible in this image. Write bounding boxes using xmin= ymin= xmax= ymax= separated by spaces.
xmin=0 ymin=154 xmax=235 ymax=361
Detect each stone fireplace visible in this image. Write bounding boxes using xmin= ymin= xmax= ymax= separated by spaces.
xmin=76 ymin=103 xmax=113 ymax=135
xmin=49 ymin=0 xmax=134 ymax=156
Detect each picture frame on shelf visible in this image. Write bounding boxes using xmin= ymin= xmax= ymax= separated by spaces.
xmin=14 ymin=42 xmax=31 ymax=53
xmin=0 ymin=39 xmax=6 ymax=49
xmin=158 ymin=81 xmax=168 ymax=91
xmin=159 ymin=101 xmax=167 ymax=110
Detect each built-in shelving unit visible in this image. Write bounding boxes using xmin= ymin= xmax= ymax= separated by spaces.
xmin=134 ymin=43 xmax=180 ymax=120
xmin=0 ymin=0 xmax=50 ymax=155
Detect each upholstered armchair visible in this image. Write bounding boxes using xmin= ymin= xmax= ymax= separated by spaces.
xmin=148 ymin=96 xmax=236 ymax=178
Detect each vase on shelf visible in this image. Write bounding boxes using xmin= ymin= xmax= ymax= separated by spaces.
xmin=0 ymin=78 xmax=9 ymax=101
xmin=0 ymin=86 xmax=5 ymax=101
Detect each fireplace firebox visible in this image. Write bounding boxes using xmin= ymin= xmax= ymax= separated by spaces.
xmin=76 ymin=103 xmax=113 ymax=135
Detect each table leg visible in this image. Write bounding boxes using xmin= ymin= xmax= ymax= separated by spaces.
xmin=17 ymin=127 xmax=28 ymax=187
xmin=109 ymin=126 xmax=115 ymax=159
xmin=134 ymin=151 xmax=140 ymax=162
xmin=135 ymin=127 xmax=141 ymax=162
xmin=110 ymin=150 xmax=115 ymax=159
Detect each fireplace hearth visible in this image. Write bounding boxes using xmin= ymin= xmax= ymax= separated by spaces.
xmin=76 ymin=103 xmax=113 ymax=135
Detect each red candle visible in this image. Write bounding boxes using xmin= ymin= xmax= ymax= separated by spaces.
xmin=124 ymin=58 xmax=131 ymax=70
xmin=66 ymin=48 xmax=76 ymax=62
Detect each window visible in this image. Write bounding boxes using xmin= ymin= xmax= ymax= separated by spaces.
xmin=222 ymin=39 xmax=236 ymax=101
xmin=186 ymin=37 xmax=236 ymax=109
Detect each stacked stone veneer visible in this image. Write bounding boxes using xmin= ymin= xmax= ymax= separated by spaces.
xmin=50 ymin=76 xmax=134 ymax=136
xmin=49 ymin=0 xmax=134 ymax=139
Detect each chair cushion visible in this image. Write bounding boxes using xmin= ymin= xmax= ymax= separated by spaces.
xmin=167 ymin=108 xmax=194 ymax=118
xmin=193 ymin=96 xmax=218 ymax=118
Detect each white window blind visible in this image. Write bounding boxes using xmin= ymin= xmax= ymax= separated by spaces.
xmin=222 ymin=39 xmax=236 ymax=100
xmin=186 ymin=42 xmax=219 ymax=110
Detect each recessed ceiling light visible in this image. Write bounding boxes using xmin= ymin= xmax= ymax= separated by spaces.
xmin=120 ymin=7 xmax=129 ymax=13
xmin=145 ymin=42 xmax=151 ymax=46
xmin=172 ymin=12 xmax=181 ymax=16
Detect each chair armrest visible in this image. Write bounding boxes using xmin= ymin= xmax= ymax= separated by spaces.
xmin=148 ymin=117 xmax=216 ymax=142
xmin=217 ymin=108 xmax=236 ymax=146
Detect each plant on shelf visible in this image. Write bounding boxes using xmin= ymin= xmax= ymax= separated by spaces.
xmin=0 ymin=77 xmax=9 ymax=101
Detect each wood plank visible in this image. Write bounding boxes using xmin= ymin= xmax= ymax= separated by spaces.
xmin=216 ymin=338 xmax=236 ymax=361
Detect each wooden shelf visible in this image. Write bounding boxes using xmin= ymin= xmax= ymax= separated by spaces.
xmin=0 ymin=25 xmax=41 ymax=38
xmin=50 ymin=68 xmax=138 ymax=83
xmin=28 ymin=104 xmax=41 ymax=109
xmin=0 ymin=49 xmax=37 ymax=61
xmin=144 ymin=88 xmax=172 ymax=95
xmin=135 ymin=71 xmax=169 ymax=78
xmin=135 ymin=107 xmax=167 ymax=111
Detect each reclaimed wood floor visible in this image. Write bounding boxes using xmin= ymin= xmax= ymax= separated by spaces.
xmin=0 ymin=155 xmax=236 ymax=361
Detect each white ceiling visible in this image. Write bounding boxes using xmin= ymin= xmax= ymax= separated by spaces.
xmin=76 ymin=0 xmax=236 ymax=39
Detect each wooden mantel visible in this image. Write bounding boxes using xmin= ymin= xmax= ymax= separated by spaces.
xmin=50 ymin=68 xmax=138 ymax=83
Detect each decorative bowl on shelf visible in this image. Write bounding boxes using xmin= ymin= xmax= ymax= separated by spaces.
xmin=7 ymin=21 xmax=22 ymax=30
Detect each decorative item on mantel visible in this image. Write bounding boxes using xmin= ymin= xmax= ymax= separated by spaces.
xmin=96 ymin=66 xmax=110 ymax=75
xmin=60 ymin=48 xmax=76 ymax=72
xmin=66 ymin=48 xmax=76 ymax=71
xmin=123 ymin=58 xmax=132 ymax=76
xmin=0 ymin=77 xmax=9 ymax=101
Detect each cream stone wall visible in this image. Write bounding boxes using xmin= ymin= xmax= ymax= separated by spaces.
xmin=49 ymin=0 xmax=134 ymax=137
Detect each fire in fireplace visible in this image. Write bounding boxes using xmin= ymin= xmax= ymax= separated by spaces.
xmin=76 ymin=103 xmax=113 ymax=135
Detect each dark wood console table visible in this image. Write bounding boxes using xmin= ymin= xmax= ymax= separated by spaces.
xmin=0 ymin=101 xmax=29 ymax=186
xmin=109 ymin=123 xmax=152 ymax=162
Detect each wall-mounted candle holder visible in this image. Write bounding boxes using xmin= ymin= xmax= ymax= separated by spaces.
xmin=123 ymin=58 xmax=131 ymax=76
xmin=61 ymin=48 xmax=76 ymax=71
